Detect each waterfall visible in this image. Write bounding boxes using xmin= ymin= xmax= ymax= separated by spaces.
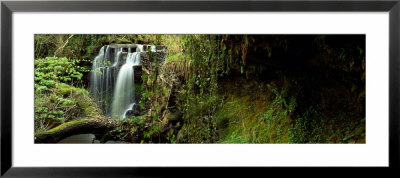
xmin=111 ymin=49 xmax=141 ymax=118
xmin=112 ymin=48 xmax=123 ymax=67
xmin=90 ymin=46 xmax=112 ymax=112
xmin=90 ymin=45 xmax=122 ymax=115
xmin=91 ymin=44 xmax=155 ymax=119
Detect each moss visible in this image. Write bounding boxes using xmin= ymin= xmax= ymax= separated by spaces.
xmin=35 ymin=83 xmax=102 ymax=132
xmin=34 ymin=118 xmax=118 ymax=143
xmin=212 ymin=73 xmax=366 ymax=144
xmin=44 ymin=119 xmax=88 ymax=135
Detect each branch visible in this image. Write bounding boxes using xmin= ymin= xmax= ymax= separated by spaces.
xmin=53 ymin=34 xmax=74 ymax=57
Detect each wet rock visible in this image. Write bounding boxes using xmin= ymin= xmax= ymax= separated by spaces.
xmin=125 ymin=104 xmax=141 ymax=117
xmin=133 ymin=66 xmax=142 ymax=82
xmin=157 ymin=109 xmax=182 ymax=135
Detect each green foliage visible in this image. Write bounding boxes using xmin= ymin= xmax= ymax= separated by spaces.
xmin=33 ymin=34 xmax=365 ymax=144
xmin=34 ymin=56 xmax=94 ymax=132
xmin=289 ymin=106 xmax=324 ymax=143
xmin=34 ymin=35 xmax=58 ymax=59
xmin=35 ymin=34 xmax=159 ymax=60
xmin=165 ymin=53 xmax=187 ymax=63
xmin=166 ymin=134 xmax=177 ymax=143
xmin=216 ymin=85 xmax=296 ymax=143
xmin=177 ymin=35 xmax=226 ymax=143
xmin=34 ymin=57 xmax=88 ymax=94
xmin=34 ymin=83 xmax=101 ymax=133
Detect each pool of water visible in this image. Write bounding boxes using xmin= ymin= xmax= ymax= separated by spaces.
xmin=58 ymin=134 xmax=98 ymax=143
xmin=58 ymin=134 xmax=130 ymax=144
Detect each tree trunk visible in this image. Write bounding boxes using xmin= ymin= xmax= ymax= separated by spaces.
xmin=34 ymin=118 xmax=119 ymax=143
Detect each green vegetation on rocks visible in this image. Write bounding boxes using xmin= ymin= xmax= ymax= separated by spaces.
xmin=34 ymin=34 xmax=365 ymax=144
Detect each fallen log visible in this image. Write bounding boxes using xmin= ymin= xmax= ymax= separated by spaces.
xmin=34 ymin=115 xmax=181 ymax=143
xmin=34 ymin=118 xmax=119 ymax=143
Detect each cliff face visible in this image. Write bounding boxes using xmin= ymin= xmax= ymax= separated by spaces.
xmin=215 ymin=35 xmax=366 ymax=143
xmin=140 ymin=54 xmax=186 ymax=140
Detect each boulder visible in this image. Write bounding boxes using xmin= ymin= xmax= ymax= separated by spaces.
xmin=125 ymin=104 xmax=141 ymax=117
xmin=165 ymin=110 xmax=182 ymax=121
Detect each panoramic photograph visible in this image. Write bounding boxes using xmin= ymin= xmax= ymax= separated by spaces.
xmin=33 ymin=34 xmax=365 ymax=143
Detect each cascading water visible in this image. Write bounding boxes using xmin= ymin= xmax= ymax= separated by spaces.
xmin=111 ymin=47 xmax=142 ymax=118
xmin=91 ymin=44 xmax=156 ymax=119
xmin=91 ymin=46 xmax=110 ymax=112
xmin=90 ymin=45 xmax=124 ymax=114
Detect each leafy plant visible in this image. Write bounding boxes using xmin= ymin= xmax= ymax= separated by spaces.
xmin=34 ymin=57 xmax=88 ymax=94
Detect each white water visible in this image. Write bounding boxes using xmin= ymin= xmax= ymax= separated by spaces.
xmin=122 ymin=103 xmax=135 ymax=118
xmin=151 ymin=45 xmax=156 ymax=52
xmin=91 ymin=44 xmax=156 ymax=119
xmin=90 ymin=46 xmax=110 ymax=111
xmin=111 ymin=46 xmax=142 ymax=118
xmin=113 ymin=48 xmax=123 ymax=67
xmin=137 ymin=45 xmax=144 ymax=53
xmin=90 ymin=45 xmax=123 ymax=114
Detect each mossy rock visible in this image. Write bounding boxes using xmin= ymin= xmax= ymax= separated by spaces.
xmin=35 ymin=83 xmax=102 ymax=132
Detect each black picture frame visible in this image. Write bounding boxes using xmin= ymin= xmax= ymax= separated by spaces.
xmin=1 ymin=0 xmax=399 ymax=177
